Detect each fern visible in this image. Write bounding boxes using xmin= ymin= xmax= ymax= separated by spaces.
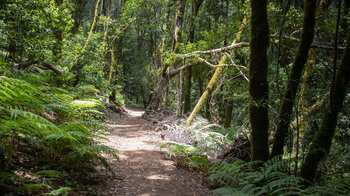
xmin=0 ymin=74 xmax=119 ymax=194
xmin=34 ymin=170 xmax=62 ymax=180
xmin=46 ymin=187 xmax=72 ymax=196
xmin=209 ymin=157 xmax=350 ymax=196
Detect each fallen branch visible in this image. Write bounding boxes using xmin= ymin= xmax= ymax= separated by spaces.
xmin=18 ymin=60 xmax=63 ymax=75
xmin=0 ymin=50 xmax=63 ymax=75
xmin=197 ymin=57 xmax=230 ymax=68
xmin=168 ymin=56 xmax=245 ymax=77
xmin=177 ymin=42 xmax=248 ymax=59
xmin=272 ymin=35 xmax=345 ymax=50
xmin=186 ymin=14 xmax=248 ymax=126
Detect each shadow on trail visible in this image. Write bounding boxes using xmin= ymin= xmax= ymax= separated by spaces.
xmin=99 ymin=105 xmax=210 ymax=196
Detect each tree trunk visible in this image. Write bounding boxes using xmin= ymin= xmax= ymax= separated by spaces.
xmin=174 ymin=0 xmax=186 ymax=115
xmin=72 ymin=0 xmax=88 ymax=34
xmin=103 ymin=0 xmax=112 ymax=43
xmin=224 ymin=99 xmax=233 ymax=128
xmin=183 ymin=0 xmax=204 ymax=114
xmin=172 ymin=0 xmax=186 ymax=53
xmin=148 ymin=0 xmax=186 ymax=111
xmin=148 ymin=75 xmax=169 ymax=110
xmin=104 ymin=0 xmax=112 ymax=81
xmin=300 ymin=31 xmax=350 ymax=183
xmin=53 ymin=0 xmax=63 ymax=61
xmin=183 ymin=66 xmax=192 ymax=113
xmin=205 ymin=93 xmax=211 ymax=120
xmin=70 ymin=0 xmax=101 ymax=71
xmin=270 ymin=0 xmax=317 ymax=158
xmin=177 ymin=70 xmax=184 ymax=117
xmin=248 ymin=0 xmax=269 ymax=162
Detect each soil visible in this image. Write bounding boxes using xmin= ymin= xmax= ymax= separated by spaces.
xmin=97 ymin=105 xmax=211 ymax=196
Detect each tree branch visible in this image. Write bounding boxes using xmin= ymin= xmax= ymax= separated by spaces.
xmin=177 ymin=42 xmax=248 ymax=59
xmin=197 ymin=57 xmax=230 ymax=68
xmin=70 ymin=0 xmax=101 ymax=71
xmin=17 ymin=60 xmax=63 ymax=75
xmin=272 ymin=35 xmax=345 ymax=50
xmin=225 ymin=52 xmax=249 ymax=82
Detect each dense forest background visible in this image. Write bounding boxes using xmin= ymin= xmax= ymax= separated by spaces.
xmin=1 ymin=0 xmax=350 ymax=195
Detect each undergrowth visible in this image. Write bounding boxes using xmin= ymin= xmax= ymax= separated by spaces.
xmin=160 ymin=142 xmax=350 ymax=196
xmin=0 ymin=64 xmax=119 ymax=195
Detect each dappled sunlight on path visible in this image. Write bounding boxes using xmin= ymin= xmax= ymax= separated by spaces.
xmin=100 ymin=105 xmax=210 ymax=196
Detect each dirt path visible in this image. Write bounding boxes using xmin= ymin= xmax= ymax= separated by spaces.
xmin=100 ymin=106 xmax=210 ymax=196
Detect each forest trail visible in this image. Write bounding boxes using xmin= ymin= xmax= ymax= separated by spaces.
xmin=100 ymin=106 xmax=210 ymax=196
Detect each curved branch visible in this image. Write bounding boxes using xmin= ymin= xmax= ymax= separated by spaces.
xmin=70 ymin=0 xmax=101 ymax=71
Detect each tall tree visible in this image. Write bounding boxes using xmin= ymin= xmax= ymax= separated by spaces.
xmin=71 ymin=0 xmax=89 ymax=34
xmin=300 ymin=31 xmax=350 ymax=183
xmin=183 ymin=0 xmax=204 ymax=113
xmin=248 ymin=0 xmax=269 ymax=161
xmin=174 ymin=0 xmax=187 ymax=117
xmin=53 ymin=0 xmax=64 ymax=61
xmin=148 ymin=0 xmax=187 ymax=111
xmin=70 ymin=0 xmax=101 ymax=71
xmin=270 ymin=0 xmax=318 ymax=158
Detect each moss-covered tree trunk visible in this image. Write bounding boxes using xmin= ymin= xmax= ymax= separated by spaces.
xmin=148 ymin=0 xmax=186 ymax=111
xmin=173 ymin=0 xmax=186 ymax=53
xmin=248 ymin=0 xmax=269 ymax=161
xmin=270 ymin=0 xmax=317 ymax=158
xmin=175 ymin=0 xmax=186 ymax=115
xmin=103 ymin=0 xmax=112 ymax=81
xmin=177 ymin=70 xmax=184 ymax=117
xmin=53 ymin=0 xmax=63 ymax=61
xmin=300 ymin=31 xmax=350 ymax=183
xmin=186 ymin=15 xmax=247 ymax=126
xmin=183 ymin=0 xmax=204 ymax=114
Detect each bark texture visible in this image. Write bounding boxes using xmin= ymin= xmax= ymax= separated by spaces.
xmin=248 ymin=0 xmax=269 ymax=161
xmin=173 ymin=0 xmax=186 ymax=53
xmin=148 ymin=0 xmax=186 ymax=111
xmin=270 ymin=0 xmax=317 ymax=158
xmin=174 ymin=0 xmax=186 ymax=115
xmin=183 ymin=66 xmax=192 ymax=113
xmin=53 ymin=0 xmax=63 ymax=61
xmin=300 ymin=31 xmax=350 ymax=183
xmin=183 ymin=0 xmax=204 ymax=113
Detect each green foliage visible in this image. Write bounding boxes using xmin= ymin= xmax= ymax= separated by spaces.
xmin=208 ymin=157 xmax=350 ymax=196
xmin=0 ymin=71 xmax=117 ymax=194
xmin=46 ymin=187 xmax=72 ymax=196
xmin=158 ymin=142 xmax=211 ymax=171
xmin=0 ymin=169 xmax=72 ymax=195
xmin=0 ymin=0 xmax=72 ymax=59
